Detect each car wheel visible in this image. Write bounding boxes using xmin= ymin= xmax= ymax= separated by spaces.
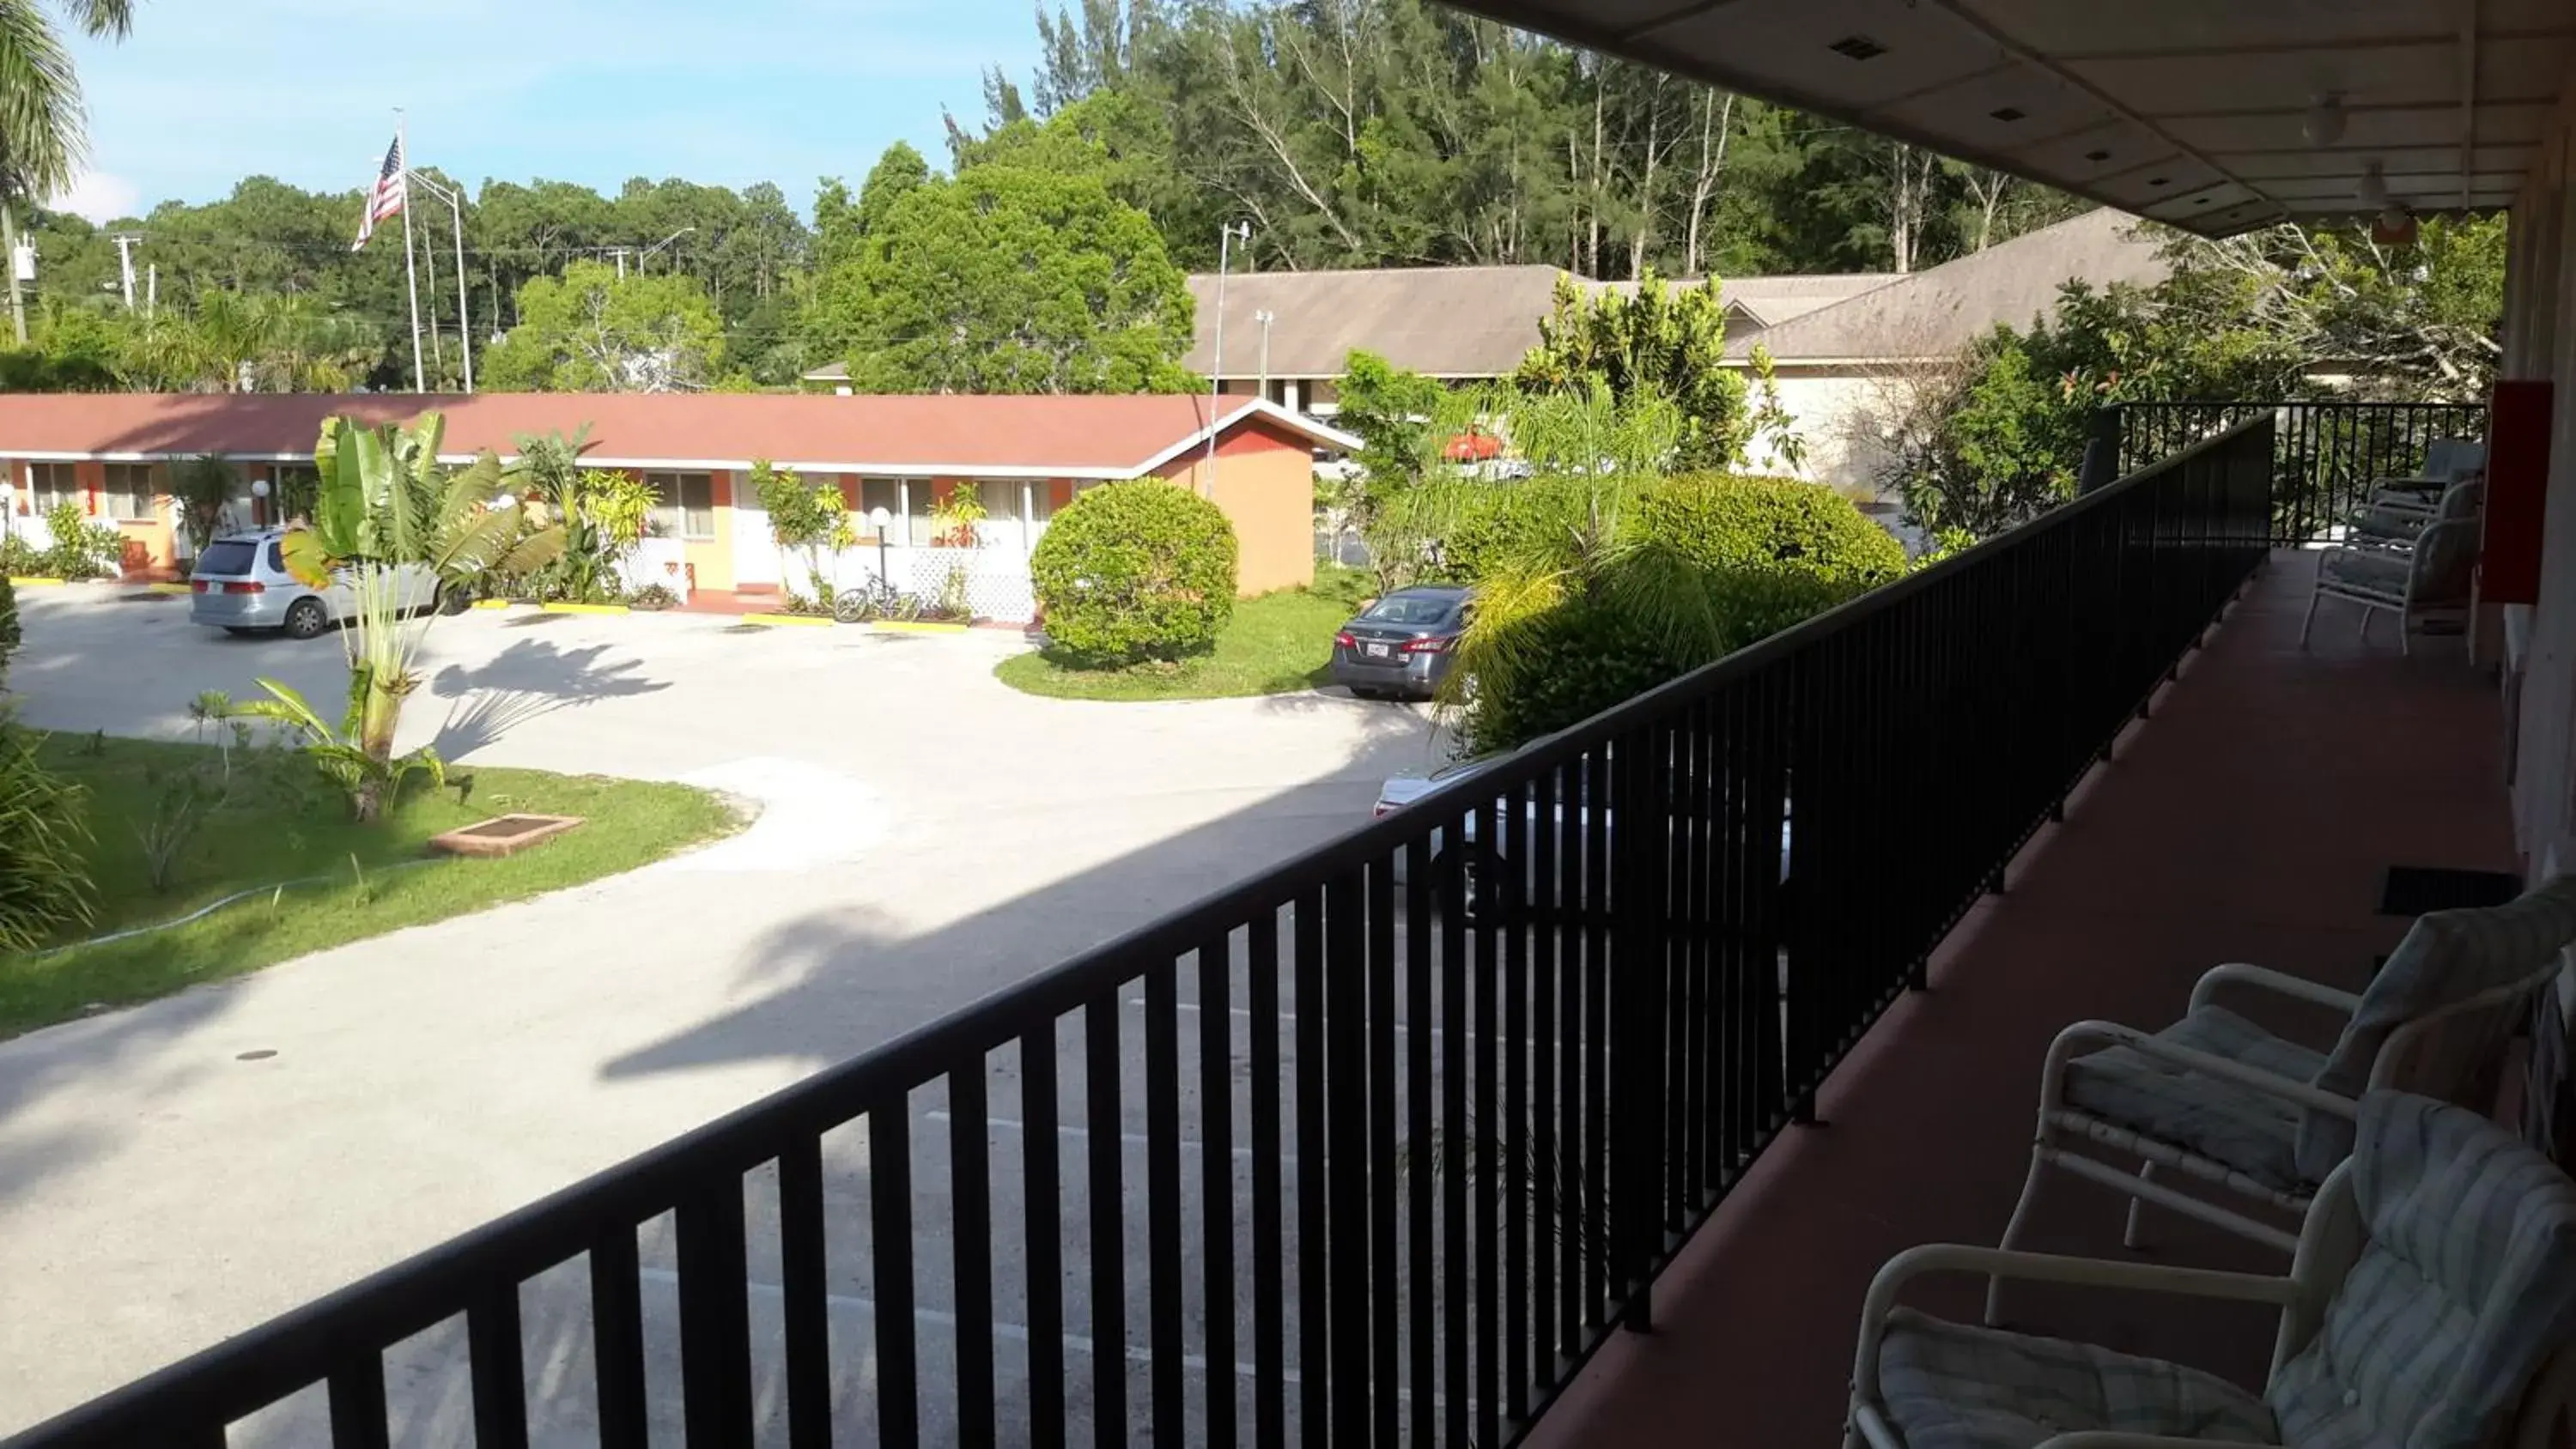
xmin=283 ymin=597 xmax=331 ymax=640
xmin=435 ymin=585 xmax=471 ymax=616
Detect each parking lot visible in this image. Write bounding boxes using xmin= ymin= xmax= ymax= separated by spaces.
xmin=0 ymin=587 xmax=1459 ymax=1434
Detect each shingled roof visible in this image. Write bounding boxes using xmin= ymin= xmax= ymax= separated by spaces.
xmin=1728 ymin=209 xmax=2170 ymax=364
xmin=0 ymin=392 xmax=1360 ymax=477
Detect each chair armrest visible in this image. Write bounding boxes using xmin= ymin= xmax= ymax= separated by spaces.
xmin=1850 ymin=1245 xmax=2297 ymax=1429
xmin=2189 ymin=962 xmax=2364 ymax=1017
xmin=2044 ymin=1020 xmax=2362 ymax=1119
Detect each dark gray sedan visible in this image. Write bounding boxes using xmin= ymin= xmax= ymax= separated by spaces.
xmin=1330 ymin=585 xmax=1471 ymax=700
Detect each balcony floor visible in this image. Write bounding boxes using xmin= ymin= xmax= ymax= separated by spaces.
xmin=1526 ymin=552 xmax=2520 ymax=1447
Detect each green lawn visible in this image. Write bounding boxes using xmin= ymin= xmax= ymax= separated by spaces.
xmin=1 ymin=735 xmax=742 ymax=1039
xmin=993 ymin=566 xmax=1378 ymax=701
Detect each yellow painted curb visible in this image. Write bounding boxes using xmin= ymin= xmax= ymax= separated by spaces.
xmin=742 ymin=612 xmax=836 ymax=627
xmin=144 ymin=582 xmax=191 ymax=595
xmin=7 ymin=576 xmax=67 ymax=587
xmin=469 ymin=598 xmax=516 ymax=610
xmin=542 ymin=601 xmax=631 ymax=615
xmin=871 ymin=619 xmax=972 ymax=634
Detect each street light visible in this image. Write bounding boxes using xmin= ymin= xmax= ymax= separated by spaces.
xmin=1255 ymin=309 xmax=1275 ymax=397
xmin=250 ymin=477 xmax=270 ymax=528
xmin=1205 ymin=220 xmax=1254 ymax=492
xmin=641 ymin=227 xmax=696 ymax=272
xmin=867 ymin=506 xmax=895 ymax=591
xmin=404 ymin=167 xmax=474 ymax=393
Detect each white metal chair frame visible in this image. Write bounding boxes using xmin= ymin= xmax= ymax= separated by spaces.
xmin=1987 ymin=955 xmax=2562 ymax=1326
xmin=1850 ymin=1157 xmax=2576 ymax=1449
xmin=2300 ymin=512 xmax=2481 ymax=654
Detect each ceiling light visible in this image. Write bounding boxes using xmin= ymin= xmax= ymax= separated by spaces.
xmin=2083 ymin=149 xmax=2111 ymax=162
xmin=1827 ymin=34 xmax=1887 ymax=60
xmin=2304 ymin=93 xmax=2348 ymax=148
xmin=1989 ymin=106 xmax=2026 ymax=123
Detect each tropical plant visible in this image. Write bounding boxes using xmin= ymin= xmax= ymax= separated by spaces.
xmin=252 ymin=413 xmax=562 ymax=822
xmin=750 ymin=459 xmax=856 ymax=607
xmin=233 ymin=671 xmax=447 ymax=826
xmin=1514 ymin=271 xmax=1752 ymax=470
xmin=169 ymin=454 xmax=240 ymax=555
xmin=627 ymin=581 xmax=681 ymax=610
xmin=1029 ymin=480 xmax=1237 ymax=664
xmin=0 ymin=531 xmax=39 ymax=577
xmin=39 ymin=500 xmax=120 ymax=579
xmin=0 ymin=723 xmax=92 ymax=950
xmin=0 ymin=1 xmax=132 ymax=215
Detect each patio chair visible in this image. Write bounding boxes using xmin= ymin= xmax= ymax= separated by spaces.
xmin=1987 ymin=876 xmax=2576 ymax=1327
xmin=2300 ymin=500 xmax=2480 ymax=654
xmin=2345 ymin=476 xmax=2483 ymax=553
xmin=2369 ymin=438 xmax=2488 ymax=514
xmin=1850 ymin=1091 xmax=2576 ymax=1449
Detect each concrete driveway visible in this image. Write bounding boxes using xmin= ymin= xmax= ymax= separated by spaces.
xmin=0 ymin=588 xmax=1453 ymax=1434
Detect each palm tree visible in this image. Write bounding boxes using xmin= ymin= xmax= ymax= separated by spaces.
xmin=0 ymin=0 xmax=134 ymax=206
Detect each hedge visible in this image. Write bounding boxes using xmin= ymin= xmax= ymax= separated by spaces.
xmin=1030 ymin=480 xmax=1239 ymax=665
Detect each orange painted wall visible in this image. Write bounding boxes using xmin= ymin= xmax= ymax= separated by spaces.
xmin=7 ymin=459 xmax=176 ymax=575
xmin=1151 ymin=419 xmax=1316 ymax=595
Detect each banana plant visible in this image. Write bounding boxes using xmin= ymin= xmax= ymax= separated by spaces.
xmin=266 ymin=413 xmax=563 ymax=822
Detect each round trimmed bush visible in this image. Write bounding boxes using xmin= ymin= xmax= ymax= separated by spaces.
xmin=1030 ymin=481 xmax=1239 ymax=665
xmin=1639 ymin=475 xmax=1908 ymax=585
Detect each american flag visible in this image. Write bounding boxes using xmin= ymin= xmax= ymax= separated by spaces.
xmin=351 ymin=135 xmax=406 ymax=251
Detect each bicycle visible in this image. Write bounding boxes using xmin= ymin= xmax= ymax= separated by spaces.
xmin=835 ymin=577 xmax=926 ymax=623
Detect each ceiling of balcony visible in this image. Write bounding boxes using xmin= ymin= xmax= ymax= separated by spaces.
xmin=1429 ymin=0 xmax=2575 ymax=235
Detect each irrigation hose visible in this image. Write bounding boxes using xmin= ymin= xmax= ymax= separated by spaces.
xmin=27 ymin=858 xmax=450 ymax=959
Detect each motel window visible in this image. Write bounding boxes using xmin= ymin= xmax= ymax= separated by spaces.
xmin=905 ymin=482 xmax=938 ymax=547
xmin=102 ymin=464 xmax=160 ymax=522
xmin=271 ymin=465 xmax=319 ymax=523
xmin=977 ymin=481 xmax=1024 ymax=524
xmin=645 ymin=471 xmax=715 ymax=540
xmin=860 ymin=479 xmax=902 ymax=537
xmin=23 ymin=462 xmax=78 ymax=513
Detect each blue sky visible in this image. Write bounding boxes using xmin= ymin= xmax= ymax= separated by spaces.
xmin=58 ymin=0 xmax=1037 ymax=222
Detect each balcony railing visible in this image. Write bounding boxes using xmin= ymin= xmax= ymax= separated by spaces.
xmin=2113 ymin=398 xmax=2488 ymax=545
xmin=6 ymin=419 xmax=2277 ymax=1449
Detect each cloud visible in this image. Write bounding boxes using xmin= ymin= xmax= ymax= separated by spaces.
xmin=51 ymin=170 xmax=139 ymax=223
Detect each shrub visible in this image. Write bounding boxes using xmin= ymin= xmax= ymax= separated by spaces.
xmin=0 ymin=725 xmax=94 ymax=950
xmin=1030 ymin=481 xmax=1238 ymax=664
xmin=1636 ymin=475 xmax=1909 ymax=585
xmin=39 ymin=502 xmax=123 ymax=580
xmin=171 ymin=455 xmax=240 ymax=555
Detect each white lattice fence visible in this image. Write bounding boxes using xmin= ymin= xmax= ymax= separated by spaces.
xmin=902 ymin=548 xmax=1034 ymax=621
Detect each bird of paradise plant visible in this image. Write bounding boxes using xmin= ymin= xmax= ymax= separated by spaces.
xmin=233 ymin=414 xmax=563 ymax=822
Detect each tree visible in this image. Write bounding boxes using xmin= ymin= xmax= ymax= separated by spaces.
xmin=240 ymin=415 xmax=562 ymax=822
xmin=0 ymin=0 xmax=133 ymax=203
xmin=812 ymin=152 xmax=1195 ymax=394
xmin=484 ymin=260 xmax=730 ymax=392
xmin=1029 ymin=480 xmax=1238 ymax=664
xmin=1515 ymin=272 xmax=1750 ymax=469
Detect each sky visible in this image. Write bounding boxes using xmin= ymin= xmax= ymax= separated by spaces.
xmin=57 ymin=0 xmax=1038 ymax=223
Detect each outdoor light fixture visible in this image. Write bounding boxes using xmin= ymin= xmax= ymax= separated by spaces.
xmin=2304 ymin=93 xmax=2347 ymax=148
xmin=250 ymin=479 xmax=270 ymax=497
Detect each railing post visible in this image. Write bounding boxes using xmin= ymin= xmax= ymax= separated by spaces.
xmin=2078 ymin=404 xmax=2123 ymax=495
xmin=1612 ymin=723 xmax=1668 ymax=1333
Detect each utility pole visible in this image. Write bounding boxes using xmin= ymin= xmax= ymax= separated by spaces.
xmin=3 ymin=204 xmax=27 ymax=344
xmin=146 ymin=264 xmax=155 ymax=314
xmin=608 ymin=247 xmax=630 ymax=280
xmin=112 ymin=233 xmax=137 ymax=309
xmin=405 ymin=168 xmax=474 ymax=392
xmin=1255 ymin=309 xmax=1275 ymax=398
xmin=1204 ymin=221 xmax=1251 ymax=494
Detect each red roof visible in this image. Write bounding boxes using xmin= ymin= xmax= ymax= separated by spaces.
xmin=0 ymin=391 xmax=1357 ymax=478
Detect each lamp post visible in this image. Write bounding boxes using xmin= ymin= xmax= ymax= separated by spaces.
xmin=1255 ymin=309 xmax=1275 ymax=398
xmin=250 ymin=477 xmax=271 ymax=529
xmin=0 ymin=480 xmax=15 ymax=551
xmin=868 ymin=506 xmax=895 ymax=592
xmin=1205 ymin=220 xmax=1253 ymax=494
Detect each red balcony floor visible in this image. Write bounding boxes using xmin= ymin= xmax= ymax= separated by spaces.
xmin=1526 ymin=553 xmax=2521 ymax=1447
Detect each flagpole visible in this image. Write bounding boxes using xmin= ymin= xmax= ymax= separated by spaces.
xmin=397 ymin=108 xmax=425 ymax=392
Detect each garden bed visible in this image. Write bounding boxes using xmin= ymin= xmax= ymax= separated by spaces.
xmin=993 ymin=571 xmax=1375 ymax=701
xmin=0 ymin=736 xmax=743 ymax=1039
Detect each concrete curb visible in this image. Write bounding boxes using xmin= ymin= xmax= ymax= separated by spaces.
xmin=469 ymin=599 xmax=517 ymax=611
xmin=742 ymin=612 xmax=835 ymax=627
xmin=542 ymin=601 xmax=631 ymax=616
xmin=871 ymin=619 xmax=972 ymax=634
xmin=143 ymin=582 xmax=191 ymax=595
xmin=7 ymin=576 xmax=68 ymax=587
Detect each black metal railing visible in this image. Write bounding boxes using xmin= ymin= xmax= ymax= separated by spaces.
xmin=6 ymin=419 xmax=2278 ymax=1449
xmin=2114 ymin=398 xmax=2487 ymax=546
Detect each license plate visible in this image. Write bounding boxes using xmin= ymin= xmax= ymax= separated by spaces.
xmin=1364 ymin=641 xmax=1391 ymax=658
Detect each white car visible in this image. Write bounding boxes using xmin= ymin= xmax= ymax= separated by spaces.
xmin=1372 ymin=742 xmax=1792 ymax=921
xmin=188 ymin=529 xmax=442 ymax=640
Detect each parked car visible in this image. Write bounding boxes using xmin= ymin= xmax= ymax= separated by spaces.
xmin=1374 ymin=737 xmax=1792 ymax=923
xmin=188 ymin=529 xmax=440 ymax=640
xmin=1330 ymin=585 xmax=1472 ymax=700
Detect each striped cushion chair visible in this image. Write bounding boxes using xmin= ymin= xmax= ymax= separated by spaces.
xmin=1846 ymin=1092 xmax=2576 ymax=1449
xmin=1987 ymin=876 xmax=2576 ymax=1327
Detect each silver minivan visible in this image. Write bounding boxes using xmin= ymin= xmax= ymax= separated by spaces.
xmin=188 ymin=529 xmax=438 ymax=640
